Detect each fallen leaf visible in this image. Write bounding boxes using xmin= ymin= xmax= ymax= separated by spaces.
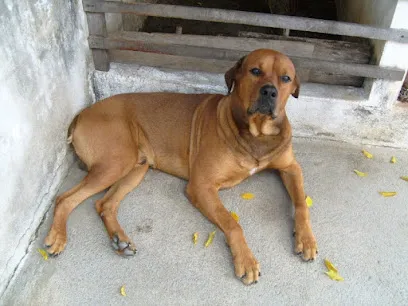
xmin=230 ymin=211 xmax=239 ymax=222
xmin=192 ymin=232 xmax=198 ymax=245
xmin=324 ymin=258 xmax=338 ymax=273
xmin=241 ymin=193 xmax=254 ymax=200
xmin=325 ymin=269 xmax=344 ymax=281
xmin=324 ymin=259 xmax=344 ymax=281
xmin=390 ymin=156 xmax=397 ymax=164
xmin=401 ymin=176 xmax=408 ymax=182
xmin=204 ymin=231 xmax=216 ymax=247
xmin=120 ymin=285 xmax=126 ymax=297
xmin=38 ymin=248 xmax=48 ymax=261
xmin=353 ymin=169 xmax=367 ymax=177
xmin=305 ymin=196 xmax=313 ymax=208
xmin=362 ymin=149 xmax=373 ymax=159
xmin=379 ymin=191 xmax=397 ymax=197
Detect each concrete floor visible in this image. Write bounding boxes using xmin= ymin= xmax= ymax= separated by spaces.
xmin=2 ymin=138 xmax=408 ymax=305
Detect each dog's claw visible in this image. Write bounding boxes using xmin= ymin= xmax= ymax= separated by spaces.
xmin=123 ymin=248 xmax=137 ymax=256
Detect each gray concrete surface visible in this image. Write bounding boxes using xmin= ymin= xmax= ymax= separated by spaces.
xmin=2 ymin=138 xmax=408 ymax=305
xmin=0 ymin=0 xmax=93 ymax=295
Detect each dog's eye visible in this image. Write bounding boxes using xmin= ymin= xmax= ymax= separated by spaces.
xmin=281 ymin=75 xmax=291 ymax=83
xmin=250 ymin=68 xmax=262 ymax=76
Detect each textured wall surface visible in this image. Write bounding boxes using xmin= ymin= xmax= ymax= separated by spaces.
xmin=0 ymin=0 xmax=93 ymax=296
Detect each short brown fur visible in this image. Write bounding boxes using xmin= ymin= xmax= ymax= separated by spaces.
xmin=45 ymin=49 xmax=317 ymax=285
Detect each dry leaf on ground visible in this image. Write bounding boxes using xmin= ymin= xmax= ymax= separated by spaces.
xmin=192 ymin=232 xmax=198 ymax=245
xmin=401 ymin=176 xmax=408 ymax=182
xmin=37 ymin=248 xmax=48 ymax=261
xmin=379 ymin=191 xmax=397 ymax=197
xmin=362 ymin=150 xmax=373 ymax=159
xmin=325 ymin=269 xmax=344 ymax=281
xmin=324 ymin=259 xmax=344 ymax=281
xmin=390 ymin=156 xmax=397 ymax=163
xmin=353 ymin=169 xmax=367 ymax=177
xmin=324 ymin=258 xmax=338 ymax=273
xmin=241 ymin=193 xmax=254 ymax=200
xmin=205 ymin=231 xmax=216 ymax=247
xmin=120 ymin=285 xmax=126 ymax=297
xmin=305 ymin=196 xmax=313 ymax=208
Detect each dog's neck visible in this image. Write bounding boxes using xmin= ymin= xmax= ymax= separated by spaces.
xmin=217 ymin=95 xmax=292 ymax=162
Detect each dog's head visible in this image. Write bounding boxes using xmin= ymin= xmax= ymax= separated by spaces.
xmin=225 ymin=49 xmax=299 ymax=136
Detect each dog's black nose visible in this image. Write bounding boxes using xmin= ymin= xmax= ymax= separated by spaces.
xmin=260 ymin=85 xmax=278 ymax=99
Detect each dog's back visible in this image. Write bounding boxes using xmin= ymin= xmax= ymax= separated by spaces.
xmin=69 ymin=92 xmax=218 ymax=178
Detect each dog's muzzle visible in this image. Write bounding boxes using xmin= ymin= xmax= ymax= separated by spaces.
xmin=248 ymin=85 xmax=278 ymax=117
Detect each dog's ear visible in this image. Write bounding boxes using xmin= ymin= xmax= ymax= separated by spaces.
xmin=225 ymin=56 xmax=246 ymax=94
xmin=292 ymin=74 xmax=300 ymax=98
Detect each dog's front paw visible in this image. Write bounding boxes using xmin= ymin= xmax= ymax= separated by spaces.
xmin=111 ymin=233 xmax=137 ymax=257
xmin=294 ymin=227 xmax=318 ymax=261
xmin=44 ymin=227 xmax=67 ymax=256
xmin=232 ymin=246 xmax=261 ymax=285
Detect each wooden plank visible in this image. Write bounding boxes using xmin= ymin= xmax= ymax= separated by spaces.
xmin=110 ymin=50 xmax=324 ymax=85
xmin=96 ymin=31 xmax=314 ymax=58
xmin=89 ymin=34 xmax=405 ymax=80
xmin=89 ymin=35 xmax=250 ymax=61
xmin=238 ymin=31 xmax=371 ymax=64
xmin=86 ymin=12 xmax=110 ymax=71
xmin=83 ymin=0 xmax=408 ymax=43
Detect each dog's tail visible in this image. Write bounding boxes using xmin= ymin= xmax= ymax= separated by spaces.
xmin=66 ymin=114 xmax=88 ymax=171
xmin=67 ymin=114 xmax=79 ymax=145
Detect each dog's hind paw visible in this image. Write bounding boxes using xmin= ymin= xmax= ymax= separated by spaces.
xmin=111 ymin=233 xmax=137 ymax=256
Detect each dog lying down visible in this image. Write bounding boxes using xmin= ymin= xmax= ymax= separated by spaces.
xmin=45 ymin=49 xmax=317 ymax=285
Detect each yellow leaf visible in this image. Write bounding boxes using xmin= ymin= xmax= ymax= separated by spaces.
xmin=230 ymin=211 xmax=239 ymax=222
xmin=390 ymin=156 xmax=397 ymax=164
xmin=241 ymin=193 xmax=254 ymax=200
xmin=362 ymin=149 xmax=373 ymax=159
xmin=305 ymin=196 xmax=313 ymax=208
xmin=192 ymin=232 xmax=198 ymax=245
xmin=325 ymin=270 xmax=344 ymax=281
xmin=401 ymin=176 xmax=408 ymax=182
xmin=37 ymin=248 xmax=48 ymax=261
xmin=204 ymin=231 xmax=216 ymax=247
xmin=353 ymin=169 xmax=367 ymax=177
xmin=324 ymin=258 xmax=338 ymax=273
xmin=379 ymin=191 xmax=397 ymax=197
xmin=120 ymin=285 xmax=126 ymax=297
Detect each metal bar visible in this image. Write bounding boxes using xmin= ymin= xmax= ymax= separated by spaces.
xmin=83 ymin=0 xmax=408 ymax=43
xmin=89 ymin=34 xmax=405 ymax=80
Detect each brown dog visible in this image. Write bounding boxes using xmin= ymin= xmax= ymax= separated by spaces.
xmin=45 ymin=49 xmax=317 ymax=285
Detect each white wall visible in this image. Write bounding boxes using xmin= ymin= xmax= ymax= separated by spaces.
xmin=0 ymin=0 xmax=93 ymax=296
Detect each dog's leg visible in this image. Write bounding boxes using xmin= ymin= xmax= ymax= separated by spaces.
xmin=186 ymin=182 xmax=260 ymax=285
xmin=45 ymin=165 xmax=130 ymax=255
xmin=279 ymin=160 xmax=317 ymax=261
xmin=95 ymin=163 xmax=149 ymax=256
